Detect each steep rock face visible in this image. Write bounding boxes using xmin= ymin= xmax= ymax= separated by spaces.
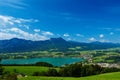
xmin=0 ymin=37 xmax=120 ymax=53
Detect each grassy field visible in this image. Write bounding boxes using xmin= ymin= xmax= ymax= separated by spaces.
xmin=4 ymin=66 xmax=120 ymax=80
xmin=18 ymin=72 xmax=120 ymax=80
xmin=4 ymin=66 xmax=54 ymax=76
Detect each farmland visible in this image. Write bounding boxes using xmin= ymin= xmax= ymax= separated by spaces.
xmin=1 ymin=47 xmax=120 ymax=64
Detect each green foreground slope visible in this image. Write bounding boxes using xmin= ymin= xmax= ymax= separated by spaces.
xmin=4 ymin=66 xmax=51 ymax=76
xmin=18 ymin=72 xmax=120 ymax=80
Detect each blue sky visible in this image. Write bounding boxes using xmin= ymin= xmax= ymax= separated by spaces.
xmin=0 ymin=0 xmax=120 ymax=42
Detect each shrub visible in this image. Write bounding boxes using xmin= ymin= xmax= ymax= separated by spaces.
xmin=35 ymin=62 xmax=53 ymax=67
xmin=46 ymin=68 xmax=59 ymax=76
xmin=32 ymin=71 xmax=47 ymax=76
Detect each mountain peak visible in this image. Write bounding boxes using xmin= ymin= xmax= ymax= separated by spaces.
xmin=91 ymin=41 xmax=114 ymax=44
xmin=1 ymin=37 xmax=120 ymax=53
xmin=10 ymin=38 xmax=26 ymax=41
xmin=91 ymin=41 xmax=102 ymax=44
xmin=50 ymin=37 xmax=66 ymax=41
xmin=10 ymin=38 xmax=20 ymax=40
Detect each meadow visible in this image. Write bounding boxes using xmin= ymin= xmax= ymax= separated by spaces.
xmin=4 ymin=66 xmax=120 ymax=80
xmin=18 ymin=72 xmax=120 ymax=80
xmin=4 ymin=66 xmax=54 ymax=76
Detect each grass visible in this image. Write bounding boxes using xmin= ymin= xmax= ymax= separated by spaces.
xmin=18 ymin=72 xmax=120 ymax=80
xmin=4 ymin=66 xmax=120 ymax=80
xmin=4 ymin=66 xmax=54 ymax=76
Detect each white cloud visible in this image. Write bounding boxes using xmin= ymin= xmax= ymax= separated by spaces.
xmin=110 ymin=32 xmax=114 ymax=35
xmin=0 ymin=15 xmax=54 ymax=41
xmin=10 ymin=28 xmax=29 ymax=36
xmin=24 ymin=25 xmax=29 ymax=30
xmin=89 ymin=37 xmax=96 ymax=41
xmin=19 ymin=25 xmax=30 ymax=29
xmin=0 ymin=15 xmax=14 ymax=27
xmin=0 ymin=28 xmax=48 ymax=41
xmin=76 ymin=34 xmax=84 ymax=37
xmin=34 ymin=29 xmax=40 ymax=33
xmin=115 ymin=28 xmax=120 ymax=31
xmin=0 ymin=15 xmax=39 ymax=29
xmin=34 ymin=19 xmax=39 ymax=22
xmin=102 ymin=28 xmax=112 ymax=30
xmin=42 ymin=31 xmax=54 ymax=36
xmin=0 ymin=32 xmax=18 ymax=40
xmin=99 ymin=39 xmax=110 ymax=43
xmin=63 ymin=33 xmax=70 ymax=37
xmin=56 ymin=34 xmax=61 ymax=37
xmin=17 ymin=18 xmax=36 ymax=23
xmin=99 ymin=34 xmax=104 ymax=38
xmin=67 ymin=38 xmax=72 ymax=40
xmin=0 ymin=0 xmax=28 ymax=9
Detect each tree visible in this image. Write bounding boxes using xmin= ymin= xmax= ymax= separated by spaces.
xmin=32 ymin=63 xmax=120 ymax=77
xmin=59 ymin=63 xmax=82 ymax=77
xmin=46 ymin=68 xmax=58 ymax=76
xmin=0 ymin=58 xmax=4 ymax=75
xmin=35 ymin=62 xmax=53 ymax=67
xmin=5 ymin=73 xmax=17 ymax=80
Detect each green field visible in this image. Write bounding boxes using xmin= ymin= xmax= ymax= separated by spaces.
xmin=4 ymin=66 xmax=56 ymax=76
xmin=18 ymin=72 xmax=120 ymax=80
xmin=4 ymin=66 xmax=120 ymax=80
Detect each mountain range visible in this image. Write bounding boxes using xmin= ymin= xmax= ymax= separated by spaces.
xmin=0 ymin=37 xmax=120 ymax=53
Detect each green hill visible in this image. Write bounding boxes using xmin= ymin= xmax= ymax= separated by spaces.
xmin=19 ymin=72 xmax=120 ymax=80
xmin=4 ymin=66 xmax=120 ymax=80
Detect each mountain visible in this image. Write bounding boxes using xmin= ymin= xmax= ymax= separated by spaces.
xmin=0 ymin=38 xmax=120 ymax=53
xmin=0 ymin=37 xmax=70 ymax=53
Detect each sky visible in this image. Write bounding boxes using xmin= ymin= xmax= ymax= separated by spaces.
xmin=0 ymin=0 xmax=120 ymax=43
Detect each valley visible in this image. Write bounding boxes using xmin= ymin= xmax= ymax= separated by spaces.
xmin=1 ymin=47 xmax=120 ymax=65
xmin=1 ymin=38 xmax=120 ymax=80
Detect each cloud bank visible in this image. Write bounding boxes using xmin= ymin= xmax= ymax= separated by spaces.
xmin=0 ymin=15 xmax=54 ymax=41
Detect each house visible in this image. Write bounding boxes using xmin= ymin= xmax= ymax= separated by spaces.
xmin=97 ymin=63 xmax=120 ymax=68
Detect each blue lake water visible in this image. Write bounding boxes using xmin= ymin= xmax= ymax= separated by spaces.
xmin=1 ymin=58 xmax=84 ymax=66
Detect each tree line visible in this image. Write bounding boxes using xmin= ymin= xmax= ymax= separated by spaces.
xmin=33 ymin=63 xmax=120 ymax=77
xmin=0 ymin=59 xmax=120 ymax=79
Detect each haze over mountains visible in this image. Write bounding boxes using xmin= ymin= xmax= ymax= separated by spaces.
xmin=0 ymin=38 xmax=120 ymax=53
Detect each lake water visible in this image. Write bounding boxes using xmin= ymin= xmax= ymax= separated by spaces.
xmin=1 ymin=57 xmax=84 ymax=66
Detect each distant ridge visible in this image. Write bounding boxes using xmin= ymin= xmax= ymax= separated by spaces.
xmin=0 ymin=37 xmax=120 ymax=53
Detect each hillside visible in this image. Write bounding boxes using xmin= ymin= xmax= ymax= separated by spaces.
xmin=4 ymin=65 xmax=120 ymax=80
xmin=0 ymin=38 xmax=120 ymax=53
xmin=18 ymin=72 xmax=120 ymax=80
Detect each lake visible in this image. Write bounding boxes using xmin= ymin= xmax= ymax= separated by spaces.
xmin=1 ymin=57 xmax=84 ymax=66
